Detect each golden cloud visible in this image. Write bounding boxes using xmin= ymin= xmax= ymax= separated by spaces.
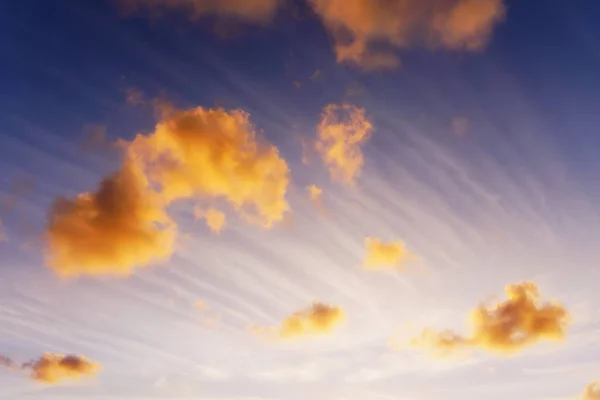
xmin=584 ymin=381 xmax=600 ymax=400
xmin=127 ymin=106 xmax=290 ymax=228
xmin=195 ymin=206 xmax=226 ymax=233
xmin=45 ymin=105 xmax=289 ymax=277
xmin=411 ymin=282 xmax=570 ymax=355
xmin=279 ymin=302 xmax=346 ymax=339
xmin=117 ymin=0 xmax=282 ymax=24
xmin=315 ymin=104 xmax=373 ymax=185
xmin=24 ymin=353 xmax=101 ymax=384
xmin=306 ymin=184 xmax=327 ymax=212
xmin=308 ymin=0 xmax=506 ymax=70
xmin=363 ymin=237 xmax=417 ymax=270
xmin=45 ymin=161 xmax=176 ymax=277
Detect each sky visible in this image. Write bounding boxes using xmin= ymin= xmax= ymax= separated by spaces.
xmin=1 ymin=0 xmax=600 ymax=399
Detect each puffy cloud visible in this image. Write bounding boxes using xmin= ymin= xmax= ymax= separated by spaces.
xmin=363 ymin=237 xmax=416 ymax=270
xmin=411 ymin=282 xmax=570 ymax=355
xmin=45 ymin=105 xmax=289 ymax=277
xmin=306 ymin=184 xmax=326 ymax=212
xmin=195 ymin=206 xmax=226 ymax=233
xmin=583 ymin=382 xmax=600 ymax=400
xmin=127 ymin=106 xmax=290 ymax=228
xmin=315 ymin=104 xmax=373 ymax=185
xmin=45 ymin=161 xmax=176 ymax=277
xmin=308 ymin=0 xmax=506 ymax=70
xmin=24 ymin=353 xmax=101 ymax=384
xmin=278 ymin=302 xmax=346 ymax=339
xmin=117 ymin=0 xmax=282 ymax=24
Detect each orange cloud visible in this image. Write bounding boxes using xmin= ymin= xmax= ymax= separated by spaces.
xmin=118 ymin=0 xmax=282 ymax=24
xmin=411 ymin=282 xmax=570 ymax=356
xmin=23 ymin=353 xmax=101 ymax=384
xmin=308 ymin=0 xmax=506 ymax=70
xmin=195 ymin=206 xmax=226 ymax=233
xmin=306 ymin=184 xmax=326 ymax=211
xmin=315 ymin=104 xmax=373 ymax=185
xmin=45 ymin=105 xmax=289 ymax=277
xmin=127 ymin=106 xmax=290 ymax=228
xmin=279 ymin=302 xmax=346 ymax=339
xmin=45 ymin=161 xmax=176 ymax=277
xmin=583 ymin=381 xmax=600 ymax=400
xmin=363 ymin=237 xmax=417 ymax=270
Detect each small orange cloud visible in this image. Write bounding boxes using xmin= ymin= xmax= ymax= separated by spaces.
xmin=195 ymin=206 xmax=226 ymax=233
xmin=45 ymin=161 xmax=176 ymax=278
xmin=583 ymin=381 xmax=600 ymax=400
xmin=306 ymin=184 xmax=327 ymax=212
xmin=363 ymin=237 xmax=417 ymax=270
xmin=24 ymin=353 xmax=101 ymax=384
xmin=315 ymin=104 xmax=373 ymax=185
xmin=309 ymin=0 xmax=506 ymax=70
xmin=278 ymin=302 xmax=346 ymax=339
xmin=117 ymin=0 xmax=282 ymax=24
xmin=411 ymin=282 xmax=570 ymax=356
xmin=125 ymin=87 xmax=145 ymax=106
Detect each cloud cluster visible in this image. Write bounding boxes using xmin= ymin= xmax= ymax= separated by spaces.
xmin=315 ymin=104 xmax=373 ymax=185
xmin=583 ymin=382 xmax=600 ymax=400
xmin=278 ymin=302 xmax=346 ymax=339
xmin=363 ymin=237 xmax=416 ymax=270
xmin=46 ymin=106 xmax=290 ymax=277
xmin=308 ymin=0 xmax=506 ymax=70
xmin=117 ymin=0 xmax=282 ymax=24
xmin=411 ymin=282 xmax=570 ymax=355
xmin=195 ymin=206 xmax=226 ymax=233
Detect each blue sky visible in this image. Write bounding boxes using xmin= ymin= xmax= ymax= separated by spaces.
xmin=1 ymin=0 xmax=600 ymax=399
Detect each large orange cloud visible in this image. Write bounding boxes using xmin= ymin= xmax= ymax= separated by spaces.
xmin=117 ymin=0 xmax=282 ymax=24
xmin=45 ymin=161 xmax=176 ymax=277
xmin=363 ymin=237 xmax=417 ymax=270
xmin=583 ymin=382 xmax=600 ymax=400
xmin=411 ymin=282 xmax=570 ymax=355
xmin=315 ymin=104 xmax=373 ymax=185
xmin=126 ymin=106 xmax=290 ymax=228
xmin=24 ymin=353 xmax=101 ymax=384
xmin=308 ymin=0 xmax=506 ymax=70
xmin=45 ymin=106 xmax=290 ymax=277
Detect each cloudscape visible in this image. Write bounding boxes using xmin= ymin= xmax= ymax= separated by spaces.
xmin=1 ymin=1 xmax=599 ymax=399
